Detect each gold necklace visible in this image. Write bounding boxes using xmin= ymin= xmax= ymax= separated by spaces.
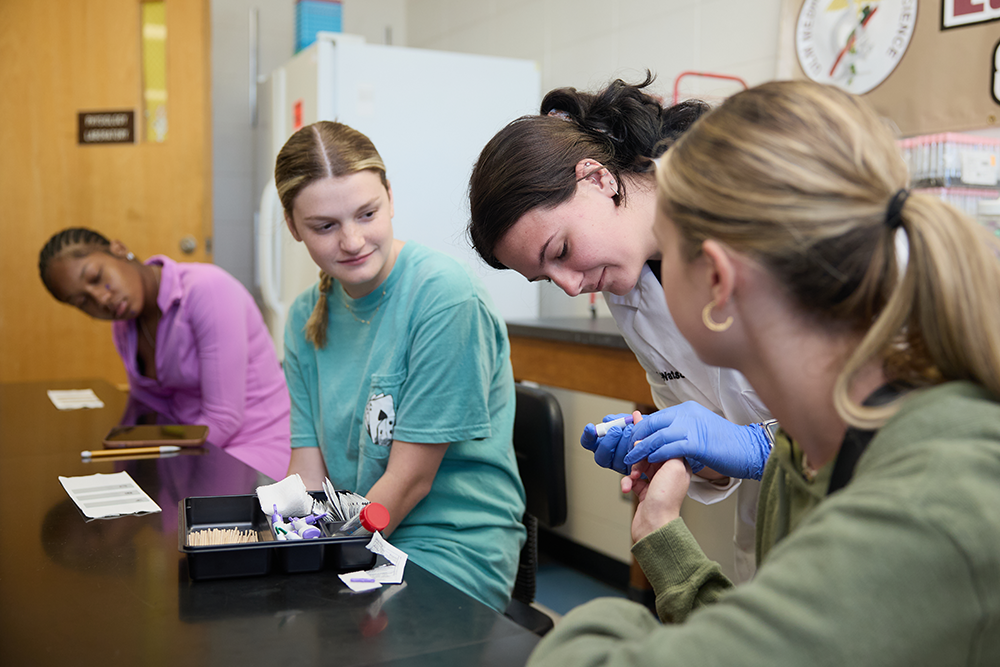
xmin=343 ymin=287 xmax=387 ymax=325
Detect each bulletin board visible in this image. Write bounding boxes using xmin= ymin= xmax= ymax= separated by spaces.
xmin=777 ymin=0 xmax=1000 ymax=136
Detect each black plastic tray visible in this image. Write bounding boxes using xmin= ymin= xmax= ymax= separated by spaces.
xmin=178 ymin=492 xmax=376 ymax=580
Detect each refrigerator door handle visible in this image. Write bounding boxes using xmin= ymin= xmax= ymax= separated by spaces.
xmin=257 ymin=179 xmax=285 ymax=330
xmin=249 ymin=7 xmax=259 ymax=127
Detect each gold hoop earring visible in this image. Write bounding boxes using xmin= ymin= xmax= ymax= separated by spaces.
xmin=702 ymin=300 xmax=733 ymax=332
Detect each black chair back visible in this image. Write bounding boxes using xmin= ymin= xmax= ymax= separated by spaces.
xmin=512 ymin=383 xmax=567 ymax=529
xmin=506 ymin=383 xmax=566 ymax=636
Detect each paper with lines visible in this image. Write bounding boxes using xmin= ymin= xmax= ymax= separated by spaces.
xmin=47 ymin=389 xmax=105 ymax=410
xmin=58 ymin=471 xmax=161 ymax=519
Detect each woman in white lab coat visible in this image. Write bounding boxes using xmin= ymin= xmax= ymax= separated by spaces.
xmin=467 ymin=73 xmax=772 ymax=581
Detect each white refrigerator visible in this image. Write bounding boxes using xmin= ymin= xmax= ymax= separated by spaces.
xmin=255 ymin=32 xmax=541 ymax=356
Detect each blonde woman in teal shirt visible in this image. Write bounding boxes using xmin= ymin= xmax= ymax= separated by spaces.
xmin=275 ymin=121 xmax=525 ymax=612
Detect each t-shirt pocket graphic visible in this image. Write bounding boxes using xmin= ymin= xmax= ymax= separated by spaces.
xmin=364 ymin=392 xmax=396 ymax=447
xmin=355 ymin=373 xmax=403 ymax=492
xmin=364 ymin=369 xmax=405 ymax=454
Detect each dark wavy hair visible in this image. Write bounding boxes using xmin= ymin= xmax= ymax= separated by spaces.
xmin=468 ymin=72 xmax=709 ymax=269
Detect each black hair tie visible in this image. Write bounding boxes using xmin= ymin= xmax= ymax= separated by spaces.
xmin=885 ymin=189 xmax=909 ymax=230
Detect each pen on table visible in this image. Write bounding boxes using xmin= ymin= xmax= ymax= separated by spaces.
xmin=81 ymin=445 xmax=182 ymax=459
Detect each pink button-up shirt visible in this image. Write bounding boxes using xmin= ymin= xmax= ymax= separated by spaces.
xmin=113 ymin=256 xmax=290 ymax=480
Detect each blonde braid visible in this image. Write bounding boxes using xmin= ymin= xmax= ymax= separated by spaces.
xmin=305 ymin=271 xmax=333 ymax=348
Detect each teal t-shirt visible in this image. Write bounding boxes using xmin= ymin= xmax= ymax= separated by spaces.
xmin=283 ymin=242 xmax=526 ymax=611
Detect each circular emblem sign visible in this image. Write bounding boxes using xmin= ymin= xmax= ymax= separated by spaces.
xmin=796 ymin=0 xmax=917 ymax=95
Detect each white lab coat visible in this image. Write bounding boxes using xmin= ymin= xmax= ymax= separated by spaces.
xmin=605 ymin=263 xmax=772 ymax=583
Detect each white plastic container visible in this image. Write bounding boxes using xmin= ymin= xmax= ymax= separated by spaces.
xmin=914 ymin=187 xmax=1000 ymax=218
xmin=899 ymin=133 xmax=1000 ymax=189
xmin=977 ymin=198 xmax=1000 ymax=240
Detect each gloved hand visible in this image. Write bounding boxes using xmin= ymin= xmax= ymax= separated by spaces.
xmin=580 ymin=413 xmax=635 ymax=475
xmin=622 ymin=402 xmax=771 ymax=481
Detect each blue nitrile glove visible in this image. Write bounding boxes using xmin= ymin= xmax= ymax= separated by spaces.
xmin=580 ymin=413 xmax=635 ymax=475
xmin=622 ymin=402 xmax=771 ymax=481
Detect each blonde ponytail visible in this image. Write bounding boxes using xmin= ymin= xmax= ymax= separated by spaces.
xmin=658 ymin=80 xmax=1000 ymax=430
xmin=835 ymin=194 xmax=1000 ymax=427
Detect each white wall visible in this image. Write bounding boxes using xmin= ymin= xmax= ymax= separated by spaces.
xmin=405 ymin=0 xmax=781 ymax=100
xmin=343 ymin=0 xmax=407 ymax=45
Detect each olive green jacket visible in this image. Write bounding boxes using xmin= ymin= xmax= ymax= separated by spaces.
xmin=528 ymin=382 xmax=1000 ymax=666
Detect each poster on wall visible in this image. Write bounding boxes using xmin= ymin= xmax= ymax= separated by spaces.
xmin=777 ymin=0 xmax=1000 ymax=136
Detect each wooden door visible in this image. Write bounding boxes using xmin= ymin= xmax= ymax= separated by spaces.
xmin=0 ymin=0 xmax=211 ymax=384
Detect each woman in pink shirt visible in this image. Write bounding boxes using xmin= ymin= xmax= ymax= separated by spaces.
xmin=39 ymin=227 xmax=290 ymax=480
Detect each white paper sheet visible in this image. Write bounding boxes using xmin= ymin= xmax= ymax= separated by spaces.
xmin=366 ymin=532 xmax=408 ymax=584
xmin=47 ymin=389 xmax=105 ymax=410
xmin=338 ymin=532 xmax=409 ymax=592
xmin=338 ymin=571 xmax=382 ymax=592
xmin=58 ymin=471 xmax=161 ymax=519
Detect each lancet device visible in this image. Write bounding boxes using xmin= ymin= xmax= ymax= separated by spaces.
xmin=595 ymin=415 xmax=633 ymax=438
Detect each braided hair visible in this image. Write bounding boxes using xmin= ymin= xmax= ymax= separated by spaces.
xmin=38 ymin=228 xmax=112 ymax=297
